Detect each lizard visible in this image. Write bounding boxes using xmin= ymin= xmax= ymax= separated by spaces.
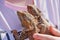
xmin=12 ymin=5 xmax=57 ymax=40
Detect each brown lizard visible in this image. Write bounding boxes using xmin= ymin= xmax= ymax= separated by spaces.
xmin=12 ymin=5 xmax=57 ymax=40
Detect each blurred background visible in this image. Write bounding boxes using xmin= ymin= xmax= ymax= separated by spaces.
xmin=0 ymin=0 xmax=60 ymax=40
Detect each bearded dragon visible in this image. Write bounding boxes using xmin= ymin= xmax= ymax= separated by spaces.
xmin=12 ymin=5 xmax=57 ymax=40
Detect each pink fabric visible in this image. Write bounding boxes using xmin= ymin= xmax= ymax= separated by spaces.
xmin=5 ymin=0 xmax=34 ymax=11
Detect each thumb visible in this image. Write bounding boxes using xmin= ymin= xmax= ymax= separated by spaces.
xmin=33 ymin=33 xmax=55 ymax=40
xmin=49 ymin=26 xmax=60 ymax=36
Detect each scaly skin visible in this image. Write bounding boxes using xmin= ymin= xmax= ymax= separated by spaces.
xmin=12 ymin=5 xmax=54 ymax=40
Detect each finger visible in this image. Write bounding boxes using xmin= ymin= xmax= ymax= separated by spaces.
xmin=49 ymin=26 xmax=60 ymax=36
xmin=33 ymin=33 xmax=54 ymax=40
xmin=34 ymin=38 xmax=40 ymax=40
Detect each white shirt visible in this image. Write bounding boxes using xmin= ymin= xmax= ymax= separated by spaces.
xmin=0 ymin=0 xmax=60 ymax=40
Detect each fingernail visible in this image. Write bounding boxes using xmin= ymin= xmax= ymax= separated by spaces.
xmin=33 ymin=33 xmax=39 ymax=38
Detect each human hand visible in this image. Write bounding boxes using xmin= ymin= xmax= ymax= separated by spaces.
xmin=33 ymin=26 xmax=60 ymax=40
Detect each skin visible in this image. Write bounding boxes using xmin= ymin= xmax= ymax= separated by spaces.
xmin=33 ymin=26 xmax=60 ymax=40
